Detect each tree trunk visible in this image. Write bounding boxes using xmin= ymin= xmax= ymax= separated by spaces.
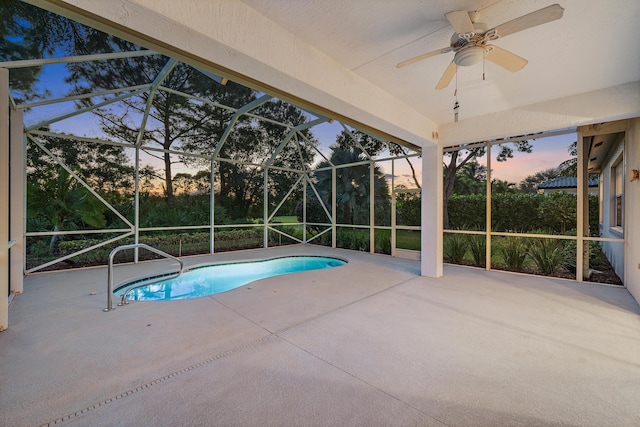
xmin=405 ymin=157 xmax=421 ymax=189
xmin=49 ymin=224 xmax=60 ymax=254
xmin=164 ymin=149 xmax=173 ymax=205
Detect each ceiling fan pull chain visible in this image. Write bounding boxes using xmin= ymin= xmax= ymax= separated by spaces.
xmin=483 ymin=49 xmax=486 ymax=81
xmin=454 ymin=69 xmax=459 ymax=122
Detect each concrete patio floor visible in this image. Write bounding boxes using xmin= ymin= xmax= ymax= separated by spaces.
xmin=1 ymin=245 xmax=640 ymax=426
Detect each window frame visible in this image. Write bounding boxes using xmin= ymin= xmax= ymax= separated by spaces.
xmin=610 ymin=154 xmax=624 ymax=233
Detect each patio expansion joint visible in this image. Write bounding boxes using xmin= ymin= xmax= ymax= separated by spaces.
xmin=275 ymin=332 xmax=451 ymax=427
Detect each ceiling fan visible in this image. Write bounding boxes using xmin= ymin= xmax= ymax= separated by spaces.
xmin=396 ymin=4 xmax=564 ymax=89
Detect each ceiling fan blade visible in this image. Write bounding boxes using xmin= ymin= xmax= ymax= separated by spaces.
xmin=485 ymin=45 xmax=528 ymax=72
xmin=396 ymin=47 xmax=451 ymax=68
xmin=435 ymin=61 xmax=458 ymax=90
xmin=493 ymin=4 xmax=564 ymax=38
xmin=445 ymin=10 xmax=475 ymax=34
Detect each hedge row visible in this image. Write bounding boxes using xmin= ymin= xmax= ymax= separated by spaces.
xmin=53 ymin=229 xmax=264 ymax=266
xmin=448 ymin=193 xmax=600 ymax=234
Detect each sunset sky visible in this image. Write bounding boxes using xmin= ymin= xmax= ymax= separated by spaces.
xmin=20 ymin=61 xmax=575 ymax=191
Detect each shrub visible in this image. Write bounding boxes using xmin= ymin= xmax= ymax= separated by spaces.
xmin=444 ymin=234 xmax=468 ymax=263
xmin=468 ymin=235 xmax=486 ymax=267
xmin=499 ymin=237 xmax=529 ymax=271
xmin=375 ymin=231 xmax=392 ymax=255
xmin=528 ymin=239 xmax=570 ymax=275
xmin=589 ymin=241 xmax=608 ymax=269
xmin=52 ymin=228 xmax=265 ymax=266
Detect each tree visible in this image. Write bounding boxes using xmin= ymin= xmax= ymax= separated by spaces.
xmin=190 ymin=99 xmax=318 ymax=219
xmin=395 ymin=190 xmax=420 ymax=226
xmin=444 ymin=140 xmax=533 ymax=228
xmin=491 ymin=179 xmax=516 ymax=194
xmin=1 ymin=0 xmax=90 ymax=102
xmin=452 ymin=159 xmax=486 ymax=195
xmin=27 ymin=134 xmax=133 ymax=198
xmin=28 ymin=167 xmax=107 ymax=252
xmin=312 ymin=146 xmax=390 ymax=225
xmin=335 ymin=129 xmax=421 ymax=188
xmin=67 ymin=44 xmax=235 ymax=204
xmin=26 ymin=134 xmax=133 ymax=246
xmin=558 ymin=141 xmax=578 ymax=176
xmin=539 ymin=192 xmax=577 ymax=234
xmin=519 ymin=167 xmax=563 ymax=193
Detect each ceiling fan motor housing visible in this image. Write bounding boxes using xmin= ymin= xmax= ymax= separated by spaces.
xmin=454 ymin=46 xmax=485 ymax=66
xmin=451 ymin=22 xmax=489 ymax=66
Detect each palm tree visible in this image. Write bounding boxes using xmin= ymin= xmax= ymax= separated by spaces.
xmin=311 ymin=147 xmax=390 ymax=225
xmin=28 ymin=167 xmax=107 ymax=252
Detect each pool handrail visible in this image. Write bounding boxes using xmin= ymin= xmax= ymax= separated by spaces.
xmin=105 ymin=243 xmax=184 ymax=312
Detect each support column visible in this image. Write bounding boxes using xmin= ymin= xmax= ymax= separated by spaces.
xmin=10 ymin=109 xmax=24 ymax=295
xmin=1 ymin=68 xmax=10 ymax=330
xmin=421 ymin=144 xmax=443 ymax=278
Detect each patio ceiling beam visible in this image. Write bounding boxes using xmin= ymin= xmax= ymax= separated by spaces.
xmin=0 ymin=50 xmax=156 ymax=68
xmin=441 ymin=128 xmax=577 ymax=153
xmin=194 ymin=66 xmax=228 ymax=86
xmin=213 ymin=93 xmax=273 ymax=159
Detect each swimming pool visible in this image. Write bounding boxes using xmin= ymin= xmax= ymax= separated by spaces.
xmin=114 ymin=256 xmax=346 ymax=301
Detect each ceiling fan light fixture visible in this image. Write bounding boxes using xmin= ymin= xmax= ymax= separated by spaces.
xmin=453 ymin=46 xmax=485 ymax=66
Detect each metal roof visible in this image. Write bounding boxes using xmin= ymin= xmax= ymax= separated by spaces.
xmin=537 ymin=176 xmax=598 ymax=189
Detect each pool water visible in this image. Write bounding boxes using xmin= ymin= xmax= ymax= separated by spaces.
xmin=115 ymin=256 xmax=346 ymax=301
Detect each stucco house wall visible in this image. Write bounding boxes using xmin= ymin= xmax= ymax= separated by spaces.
xmin=598 ymin=118 xmax=640 ymax=302
xmin=623 ymin=118 xmax=640 ymax=302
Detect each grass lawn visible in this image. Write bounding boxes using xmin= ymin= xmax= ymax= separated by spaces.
xmin=271 ymin=216 xmax=299 ymax=223
xmin=396 ymin=229 xmax=420 ymax=250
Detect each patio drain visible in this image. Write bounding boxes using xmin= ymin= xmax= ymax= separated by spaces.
xmin=40 ymin=275 xmax=417 ymax=426
xmin=39 ymin=333 xmax=277 ymax=427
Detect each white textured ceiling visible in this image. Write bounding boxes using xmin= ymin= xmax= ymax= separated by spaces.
xmin=240 ymin=0 xmax=640 ymax=126
xmin=28 ymin=0 xmax=640 ymax=146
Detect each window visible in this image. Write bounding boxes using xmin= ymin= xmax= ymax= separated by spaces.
xmin=611 ymin=155 xmax=623 ymax=229
xmin=598 ymin=175 xmax=603 ymax=225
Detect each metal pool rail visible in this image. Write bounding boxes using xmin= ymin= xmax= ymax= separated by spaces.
xmin=104 ymin=243 xmax=184 ymax=312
